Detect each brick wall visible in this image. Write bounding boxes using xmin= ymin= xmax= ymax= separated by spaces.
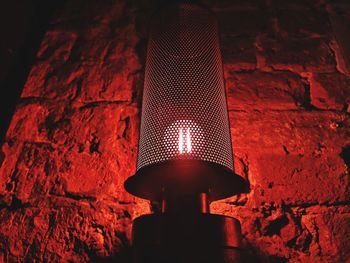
xmin=0 ymin=0 xmax=349 ymax=262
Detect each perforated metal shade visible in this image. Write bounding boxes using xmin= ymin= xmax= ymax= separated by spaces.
xmin=125 ymin=3 xmax=247 ymax=201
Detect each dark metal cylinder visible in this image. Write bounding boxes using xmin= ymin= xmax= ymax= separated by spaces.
xmin=132 ymin=213 xmax=244 ymax=263
xmin=161 ymin=192 xmax=210 ymax=213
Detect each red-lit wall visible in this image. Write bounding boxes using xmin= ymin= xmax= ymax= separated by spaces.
xmin=0 ymin=0 xmax=349 ymax=262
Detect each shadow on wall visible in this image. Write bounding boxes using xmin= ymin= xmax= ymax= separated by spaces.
xmin=0 ymin=1 xmax=62 ymax=144
xmin=341 ymin=146 xmax=350 ymax=171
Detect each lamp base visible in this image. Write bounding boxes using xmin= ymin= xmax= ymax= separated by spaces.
xmin=131 ymin=213 xmax=244 ymax=263
xmin=125 ymin=160 xmax=249 ymax=202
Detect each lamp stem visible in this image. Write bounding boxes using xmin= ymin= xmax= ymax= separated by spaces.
xmin=160 ymin=192 xmax=210 ymax=213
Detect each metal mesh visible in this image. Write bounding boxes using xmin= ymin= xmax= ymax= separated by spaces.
xmin=137 ymin=3 xmax=233 ymax=171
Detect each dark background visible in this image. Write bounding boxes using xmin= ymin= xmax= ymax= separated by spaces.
xmin=0 ymin=0 xmax=60 ymax=143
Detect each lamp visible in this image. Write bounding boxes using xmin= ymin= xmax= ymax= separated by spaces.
xmin=125 ymin=3 xmax=248 ymax=262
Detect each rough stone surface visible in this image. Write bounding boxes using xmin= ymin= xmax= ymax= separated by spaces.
xmin=0 ymin=0 xmax=350 ymax=262
xmin=226 ymin=71 xmax=305 ymax=110
xmin=276 ymin=10 xmax=332 ymax=39
xmin=310 ymin=72 xmax=350 ymax=111
xmin=221 ymin=36 xmax=256 ymax=70
xmin=229 ymin=110 xmax=350 ymax=206
xmin=259 ymin=37 xmax=336 ymax=73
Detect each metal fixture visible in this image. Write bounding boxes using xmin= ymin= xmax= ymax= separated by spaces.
xmin=125 ymin=3 xmax=248 ymax=262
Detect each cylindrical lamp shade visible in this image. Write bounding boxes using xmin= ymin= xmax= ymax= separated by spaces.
xmin=125 ymin=4 xmax=247 ymax=201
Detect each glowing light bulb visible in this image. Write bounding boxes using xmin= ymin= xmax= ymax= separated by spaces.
xmin=186 ymin=127 xmax=191 ymax=153
xmin=178 ymin=127 xmax=192 ymax=154
xmin=178 ymin=128 xmax=184 ymax=154
xmin=164 ymin=120 xmax=203 ymax=156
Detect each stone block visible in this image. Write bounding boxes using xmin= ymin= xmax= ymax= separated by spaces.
xmin=261 ymin=37 xmax=336 ymax=73
xmin=226 ymin=71 xmax=305 ymax=110
xmin=310 ymin=72 xmax=350 ymax=110
xmin=222 ymin=36 xmax=256 ymax=70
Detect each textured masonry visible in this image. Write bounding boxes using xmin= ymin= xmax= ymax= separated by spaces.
xmin=0 ymin=0 xmax=349 ymax=262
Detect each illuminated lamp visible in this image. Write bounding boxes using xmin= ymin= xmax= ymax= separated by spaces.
xmin=125 ymin=2 xmax=248 ymax=262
